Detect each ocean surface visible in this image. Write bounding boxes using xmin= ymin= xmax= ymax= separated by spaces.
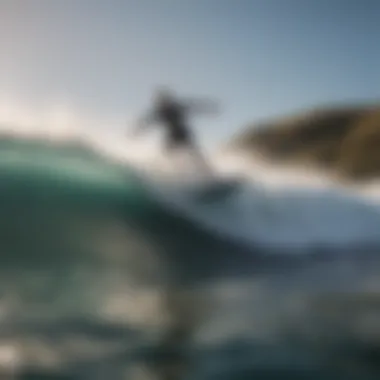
xmin=0 ymin=126 xmax=378 ymax=380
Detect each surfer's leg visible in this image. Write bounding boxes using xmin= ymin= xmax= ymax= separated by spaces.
xmin=166 ymin=130 xmax=213 ymax=179
xmin=185 ymin=142 xmax=215 ymax=179
xmin=168 ymin=144 xmax=210 ymax=178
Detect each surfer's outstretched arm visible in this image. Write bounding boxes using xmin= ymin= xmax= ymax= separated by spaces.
xmin=182 ymin=98 xmax=220 ymax=116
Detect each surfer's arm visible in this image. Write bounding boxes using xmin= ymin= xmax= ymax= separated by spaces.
xmin=182 ymin=99 xmax=220 ymax=116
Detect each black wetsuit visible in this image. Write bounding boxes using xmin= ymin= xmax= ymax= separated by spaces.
xmin=153 ymin=101 xmax=194 ymax=150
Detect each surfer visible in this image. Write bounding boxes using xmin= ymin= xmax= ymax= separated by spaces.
xmin=133 ymin=87 xmax=218 ymax=177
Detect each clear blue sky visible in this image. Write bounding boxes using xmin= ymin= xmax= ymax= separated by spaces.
xmin=0 ymin=0 xmax=380 ymax=145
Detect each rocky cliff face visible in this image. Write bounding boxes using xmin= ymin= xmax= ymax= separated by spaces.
xmin=227 ymin=103 xmax=380 ymax=181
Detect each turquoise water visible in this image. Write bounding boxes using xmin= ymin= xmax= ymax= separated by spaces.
xmin=0 ymin=136 xmax=378 ymax=380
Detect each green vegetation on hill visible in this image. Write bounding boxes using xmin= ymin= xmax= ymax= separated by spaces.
xmin=228 ymin=104 xmax=380 ymax=181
